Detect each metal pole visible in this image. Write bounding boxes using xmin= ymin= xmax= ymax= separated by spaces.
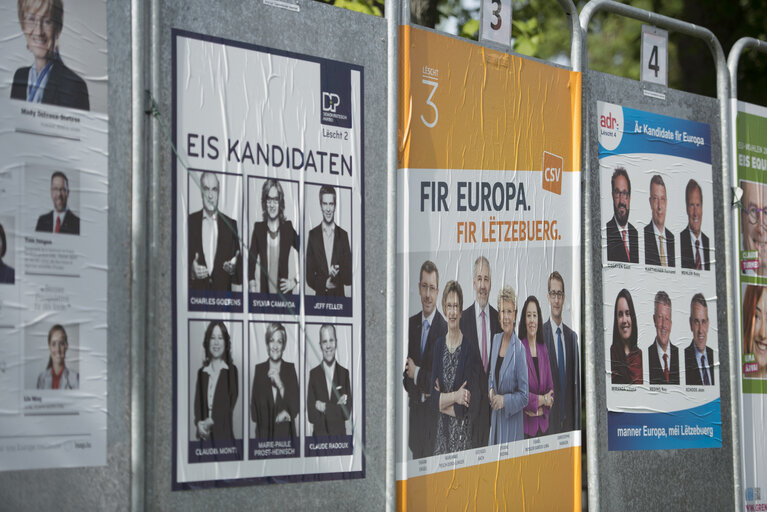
xmin=579 ymin=2 xmax=733 ymax=511
xmin=130 ymin=0 xmax=147 ymax=509
xmin=727 ymin=36 xmax=767 ymax=512
xmin=385 ymin=0 xmax=401 ymax=510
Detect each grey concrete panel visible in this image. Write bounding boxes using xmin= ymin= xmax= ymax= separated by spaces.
xmin=583 ymin=70 xmax=734 ymax=511
xmin=146 ymin=0 xmax=387 ymax=508
xmin=0 ymin=0 xmax=134 ymax=510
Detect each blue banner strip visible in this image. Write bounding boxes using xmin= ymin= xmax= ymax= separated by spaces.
xmin=608 ymin=399 xmax=722 ymax=451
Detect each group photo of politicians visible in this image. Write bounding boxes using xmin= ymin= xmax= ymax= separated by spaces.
xmin=403 ymin=257 xmax=579 ymax=460
xmin=187 ymin=319 xmax=354 ymax=460
xmin=604 ymin=166 xmax=711 ymax=271
xmin=608 ymin=289 xmax=716 ymax=387
xmin=186 ymin=171 xmax=353 ymax=306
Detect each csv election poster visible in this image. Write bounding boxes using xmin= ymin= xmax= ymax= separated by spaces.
xmin=396 ymin=26 xmax=581 ymax=510
xmin=599 ymin=102 xmax=721 ymax=451
xmin=735 ymin=100 xmax=767 ymax=511
xmin=0 ymin=0 xmax=108 ymax=470
xmin=172 ymin=31 xmax=364 ymax=488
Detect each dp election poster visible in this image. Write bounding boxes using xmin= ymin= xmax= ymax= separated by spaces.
xmin=0 ymin=0 xmax=108 ymax=471
xmin=735 ymin=100 xmax=767 ymax=511
xmin=599 ymin=101 xmax=722 ymax=451
xmin=172 ymin=30 xmax=364 ymax=488
xmin=396 ymin=26 xmax=582 ymax=510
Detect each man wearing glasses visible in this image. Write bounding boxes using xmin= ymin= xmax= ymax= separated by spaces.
xmin=36 ymin=171 xmax=79 ymax=235
xmin=403 ymin=260 xmax=446 ymax=459
xmin=680 ymin=179 xmax=710 ymax=271
xmin=606 ymin=167 xmax=638 ymax=263
xmin=644 ymin=174 xmax=675 ymax=267
xmin=544 ymin=271 xmax=580 ymax=434
xmin=740 ymin=179 xmax=767 ymax=277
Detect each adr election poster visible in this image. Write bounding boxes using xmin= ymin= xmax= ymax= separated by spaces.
xmin=734 ymin=100 xmax=767 ymax=511
xmin=172 ymin=30 xmax=364 ymax=489
xmin=598 ymin=101 xmax=722 ymax=451
xmin=0 ymin=0 xmax=108 ymax=470
xmin=396 ymin=26 xmax=582 ymax=510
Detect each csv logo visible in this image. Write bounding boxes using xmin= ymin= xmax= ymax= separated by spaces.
xmin=322 ymin=92 xmax=341 ymax=113
xmin=542 ymin=151 xmax=563 ymax=195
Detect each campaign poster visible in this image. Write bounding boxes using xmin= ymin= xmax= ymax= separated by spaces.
xmin=599 ymin=101 xmax=721 ymax=451
xmin=735 ymin=100 xmax=767 ymax=510
xmin=0 ymin=0 xmax=108 ymax=471
xmin=396 ymin=26 xmax=582 ymax=510
xmin=172 ymin=30 xmax=364 ymax=488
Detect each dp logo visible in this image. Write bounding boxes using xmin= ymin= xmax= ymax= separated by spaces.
xmin=322 ymin=92 xmax=341 ymax=113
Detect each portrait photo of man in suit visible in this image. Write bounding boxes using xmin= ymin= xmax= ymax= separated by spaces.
xmin=648 ymin=290 xmax=680 ymax=384
xmin=403 ymin=260 xmax=447 ymax=459
xmin=680 ymin=179 xmax=710 ymax=270
xmin=606 ymin=167 xmax=639 ymax=263
xmin=35 ymin=171 xmax=80 ymax=235
xmin=684 ymin=293 xmax=714 ymax=386
xmin=305 ymin=185 xmax=352 ymax=297
xmin=251 ymin=322 xmax=299 ymax=440
xmin=188 ymin=171 xmax=242 ymax=293
xmin=644 ymin=174 xmax=675 ymax=267
xmin=459 ymin=256 xmax=501 ymax=448
xmin=307 ymin=324 xmax=352 ymax=436
xmin=543 ymin=271 xmax=580 ymax=434
xmin=740 ymin=180 xmax=767 ymax=276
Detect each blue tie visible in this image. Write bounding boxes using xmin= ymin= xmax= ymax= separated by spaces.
xmin=421 ymin=319 xmax=430 ymax=358
xmin=557 ymin=327 xmax=566 ymax=417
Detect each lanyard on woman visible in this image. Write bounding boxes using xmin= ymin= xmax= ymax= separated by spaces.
xmin=27 ymin=60 xmax=54 ymax=103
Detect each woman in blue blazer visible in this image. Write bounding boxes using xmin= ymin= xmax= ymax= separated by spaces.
xmin=430 ymin=280 xmax=480 ymax=455
xmin=488 ymin=286 xmax=529 ymax=445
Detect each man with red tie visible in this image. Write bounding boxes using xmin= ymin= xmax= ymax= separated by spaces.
xmin=605 ymin=167 xmax=638 ymax=263
xmin=680 ymin=179 xmax=710 ymax=270
xmin=35 ymin=171 xmax=80 ymax=235
xmin=648 ymin=290 xmax=680 ymax=385
xmin=460 ymin=256 xmax=501 ymax=448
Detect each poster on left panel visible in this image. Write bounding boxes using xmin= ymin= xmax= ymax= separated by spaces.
xmin=172 ymin=30 xmax=365 ymax=489
xmin=0 ymin=0 xmax=109 ymax=470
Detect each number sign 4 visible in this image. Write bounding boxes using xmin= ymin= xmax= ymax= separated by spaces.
xmin=640 ymin=25 xmax=668 ymax=87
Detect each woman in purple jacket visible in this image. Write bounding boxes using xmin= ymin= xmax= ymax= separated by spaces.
xmin=520 ymin=296 xmax=554 ymax=438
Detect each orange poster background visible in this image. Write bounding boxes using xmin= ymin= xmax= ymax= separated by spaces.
xmin=398 ymin=25 xmax=581 ymax=173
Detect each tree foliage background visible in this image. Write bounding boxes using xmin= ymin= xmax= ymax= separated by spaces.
xmin=319 ymin=0 xmax=767 ymax=104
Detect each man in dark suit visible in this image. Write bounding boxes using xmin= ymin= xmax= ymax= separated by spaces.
xmin=306 ymin=185 xmax=352 ymax=297
xmin=188 ymin=171 xmax=242 ymax=292
xmin=459 ymin=256 xmax=501 ymax=448
xmin=544 ymin=271 xmax=580 ymax=434
xmin=606 ymin=167 xmax=639 ymax=263
xmin=644 ymin=174 xmax=675 ymax=267
xmin=680 ymin=179 xmax=711 ymax=270
xmin=251 ymin=323 xmax=300 ymax=440
xmin=307 ymin=324 xmax=352 ymax=436
xmin=648 ymin=291 xmax=680 ymax=384
xmin=684 ymin=293 xmax=714 ymax=386
xmin=36 ymin=171 xmax=80 ymax=235
xmin=403 ymin=260 xmax=447 ymax=459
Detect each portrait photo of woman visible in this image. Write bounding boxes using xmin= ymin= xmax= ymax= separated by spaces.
xmin=193 ymin=321 xmax=239 ymax=442
xmin=610 ymin=288 xmax=643 ymax=384
xmin=36 ymin=324 xmax=78 ymax=390
xmin=743 ymin=285 xmax=767 ymax=379
xmin=430 ymin=280 xmax=480 ymax=455
xmin=520 ymin=295 xmax=552 ymax=439
xmin=251 ymin=322 xmax=299 ymax=441
xmin=248 ymin=179 xmax=299 ymax=295
xmin=0 ymin=223 xmax=15 ymax=285
xmin=11 ymin=0 xmax=89 ymax=110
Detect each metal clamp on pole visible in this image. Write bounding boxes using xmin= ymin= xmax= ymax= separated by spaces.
xmin=579 ymin=2 xmax=733 ymax=511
